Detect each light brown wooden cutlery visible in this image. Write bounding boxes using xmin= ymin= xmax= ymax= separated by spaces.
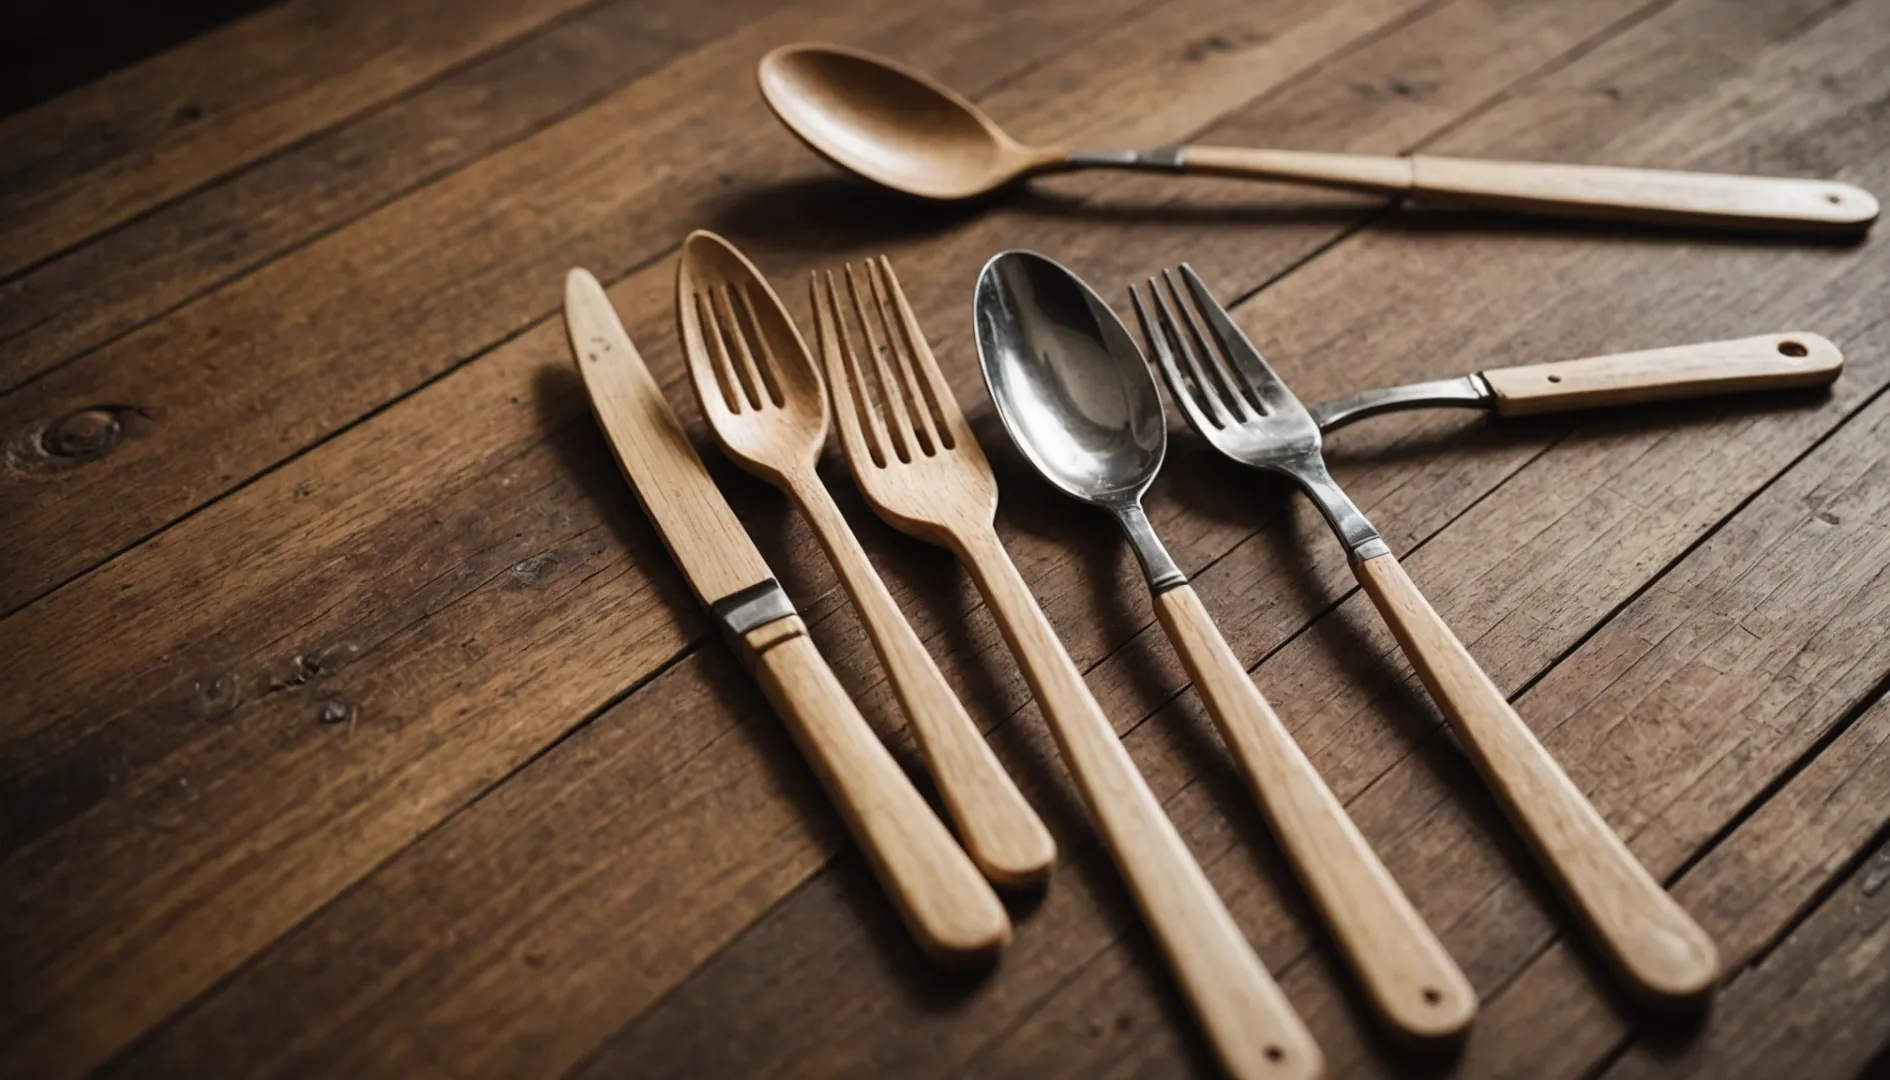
xmin=676 ymin=231 xmax=1056 ymax=890
xmin=813 ymin=256 xmax=1321 ymax=1080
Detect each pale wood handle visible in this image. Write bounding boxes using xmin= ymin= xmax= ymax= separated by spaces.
xmin=957 ymin=529 xmax=1320 ymax=1080
xmin=743 ymin=616 xmax=1011 ymax=967
xmin=1152 ymin=584 xmax=1474 ymax=1046
xmin=789 ymin=473 xmax=1055 ymax=886
xmin=1409 ymin=156 xmax=1877 ymax=231
xmin=1353 ymin=553 xmax=1720 ymax=1006
xmin=1482 ymin=332 xmax=1842 ymax=415
xmin=1177 ymin=146 xmax=1879 ymax=231
xmin=1182 ymin=145 xmax=1415 ymax=194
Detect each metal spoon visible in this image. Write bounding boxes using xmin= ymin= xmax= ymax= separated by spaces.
xmin=758 ymin=43 xmax=1875 ymax=231
xmin=975 ymin=250 xmax=1476 ymax=1046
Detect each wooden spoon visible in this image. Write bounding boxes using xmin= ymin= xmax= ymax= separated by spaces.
xmin=757 ymin=43 xmax=1878 ymax=232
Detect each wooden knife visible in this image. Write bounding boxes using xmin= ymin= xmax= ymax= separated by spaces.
xmin=562 ymin=268 xmax=1010 ymax=967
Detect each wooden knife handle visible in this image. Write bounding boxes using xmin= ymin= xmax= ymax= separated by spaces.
xmin=1483 ymin=333 xmax=1842 ymax=415
xmin=742 ymin=615 xmax=1010 ymax=968
xmin=958 ymin=529 xmax=1320 ymax=1080
xmin=1409 ymin=157 xmax=1877 ymax=232
xmin=1152 ymin=584 xmax=1474 ymax=1046
xmin=1354 ymin=552 xmax=1720 ymax=1007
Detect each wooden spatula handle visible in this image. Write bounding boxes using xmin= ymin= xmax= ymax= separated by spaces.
xmin=1353 ymin=553 xmax=1721 ymax=1006
xmin=742 ymin=615 xmax=1011 ymax=968
xmin=1482 ymin=332 xmax=1842 ymax=415
xmin=1152 ymin=584 xmax=1474 ymax=1046
xmin=958 ymin=530 xmax=1320 ymax=1080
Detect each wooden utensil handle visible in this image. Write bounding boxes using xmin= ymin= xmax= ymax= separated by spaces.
xmin=1409 ymin=156 xmax=1876 ymax=230
xmin=789 ymin=472 xmax=1055 ymax=886
xmin=1353 ymin=553 xmax=1720 ymax=1006
xmin=1482 ymin=332 xmax=1842 ymax=415
xmin=1177 ymin=146 xmax=1878 ymax=230
xmin=957 ymin=530 xmax=1320 ymax=1080
xmin=742 ymin=616 xmax=1010 ymax=967
xmin=1152 ymin=584 xmax=1474 ymax=1046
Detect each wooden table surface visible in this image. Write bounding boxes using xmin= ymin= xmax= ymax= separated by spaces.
xmin=5 ymin=0 xmax=1890 ymax=1076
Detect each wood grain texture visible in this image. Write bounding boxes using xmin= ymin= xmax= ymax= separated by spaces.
xmin=1355 ymin=551 xmax=1720 ymax=1007
xmin=1484 ymin=332 xmax=1843 ymax=415
xmin=0 ymin=0 xmax=785 ymax=394
xmin=1152 ymin=583 xmax=1475 ymax=1046
xmin=0 ymin=0 xmax=594 ymax=279
xmin=6 ymin=0 xmax=1890 ymax=1073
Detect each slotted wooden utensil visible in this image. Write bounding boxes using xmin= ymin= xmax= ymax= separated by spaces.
xmin=676 ymin=231 xmax=1055 ymax=889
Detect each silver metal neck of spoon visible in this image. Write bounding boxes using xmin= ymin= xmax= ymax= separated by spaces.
xmin=1062 ymin=146 xmax=1191 ymax=172
xmin=1109 ymin=499 xmax=1187 ymax=592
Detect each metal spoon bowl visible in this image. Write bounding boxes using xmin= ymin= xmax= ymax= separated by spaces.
xmin=974 ymin=250 xmax=1178 ymax=587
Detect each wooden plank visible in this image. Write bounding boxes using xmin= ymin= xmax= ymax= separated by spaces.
xmin=0 ymin=0 xmax=1448 ymax=1074
xmin=0 ymin=0 xmax=597 ymax=280
xmin=79 ymin=0 xmax=1866 ymax=1073
xmin=0 ymin=0 xmax=789 ymax=394
xmin=0 ymin=0 xmax=1422 ymax=616
xmin=560 ymin=0 xmax=1890 ymax=1072
xmin=1606 ymin=827 xmax=1890 ymax=1079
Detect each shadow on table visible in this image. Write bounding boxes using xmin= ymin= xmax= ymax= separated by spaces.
xmin=711 ymin=172 xmax=1873 ymax=252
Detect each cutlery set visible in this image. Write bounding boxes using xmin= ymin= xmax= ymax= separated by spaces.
xmin=560 ymin=37 xmax=1865 ymax=1080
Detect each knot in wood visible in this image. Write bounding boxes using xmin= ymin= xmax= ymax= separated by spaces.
xmin=43 ymin=408 xmax=125 ymax=458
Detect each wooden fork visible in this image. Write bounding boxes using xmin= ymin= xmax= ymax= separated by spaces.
xmin=813 ymin=256 xmax=1322 ymax=1080
xmin=676 ymin=231 xmax=1055 ymax=896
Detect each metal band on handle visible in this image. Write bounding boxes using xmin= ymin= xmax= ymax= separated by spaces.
xmin=709 ymin=578 xmax=797 ymax=641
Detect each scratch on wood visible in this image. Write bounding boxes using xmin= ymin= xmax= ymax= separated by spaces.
xmin=1862 ymin=842 xmax=1890 ymax=897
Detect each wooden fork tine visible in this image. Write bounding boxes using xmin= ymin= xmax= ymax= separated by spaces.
xmin=876 ymin=256 xmax=963 ymax=445
xmin=843 ymin=264 xmax=918 ymax=463
xmin=814 ymin=270 xmax=892 ymax=469
xmin=864 ymin=259 xmax=941 ymax=455
xmin=710 ymin=284 xmax=771 ymax=412
xmin=693 ymin=290 xmax=749 ymax=414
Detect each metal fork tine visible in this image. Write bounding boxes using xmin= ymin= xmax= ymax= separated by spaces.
xmin=1177 ymin=263 xmax=1296 ymax=412
xmin=876 ymin=256 xmax=961 ymax=448
xmin=844 ymin=264 xmax=918 ymax=463
xmin=1137 ymin=279 xmax=1231 ymax=430
xmin=733 ymin=282 xmax=784 ymax=407
xmin=710 ymin=284 xmax=771 ymax=412
xmin=865 ymin=259 xmax=942 ymax=456
xmin=1163 ymin=269 xmax=1258 ymax=418
xmin=813 ymin=270 xmax=891 ymax=469
xmin=693 ymin=290 xmax=749 ymax=414
xmin=1132 ymin=283 xmax=1222 ymax=434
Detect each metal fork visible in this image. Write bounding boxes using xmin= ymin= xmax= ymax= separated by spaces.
xmin=817 ymin=257 xmax=1321 ymax=1080
xmin=1135 ymin=265 xmax=1721 ymax=1008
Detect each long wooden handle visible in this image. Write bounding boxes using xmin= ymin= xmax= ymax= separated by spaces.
xmin=1151 ymin=584 xmax=1474 ymax=1046
xmin=1177 ymin=146 xmax=1878 ymax=231
xmin=1481 ymin=332 xmax=1842 ymax=415
xmin=1409 ymin=156 xmax=1877 ymax=231
xmin=1353 ymin=553 xmax=1720 ymax=1006
xmin=789 ymin=472 xmax=1055 ymax=886
xmin=742 ymin=615 xmax=1011 ymax=967
xmin=956 ymin=529 xmax=1320 ymax=1080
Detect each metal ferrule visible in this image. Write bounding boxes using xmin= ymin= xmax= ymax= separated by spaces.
xmin=1112 ymin=502 xmax=1188 ymax=592
xmin=708 ymin=578 xmax=797 ymax=645
xmin=1306 ymin=374 xmax=1495 ymax=435
xmin=1063 ymin=146 xmax=1190 ymax=172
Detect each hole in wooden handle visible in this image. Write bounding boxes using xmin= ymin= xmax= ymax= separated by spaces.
xmin=1778 ymin=340 xmax=1808 ymax=357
